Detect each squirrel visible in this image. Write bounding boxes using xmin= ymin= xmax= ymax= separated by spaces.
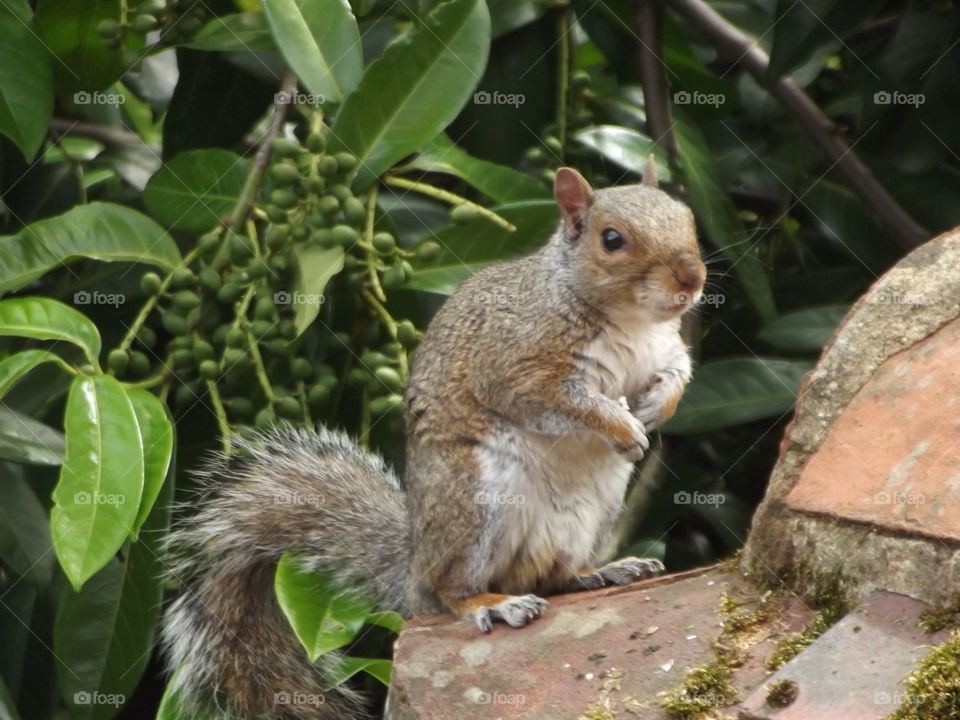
xmin=160 ymin=159 xmax=706 ymax=719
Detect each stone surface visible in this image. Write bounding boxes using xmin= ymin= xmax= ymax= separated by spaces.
xmin=385 ymin=567 xmax=811 ymax=720
xmin=737 ymin=591 xmax=951 ymax=720
xmin=743 ymin=227 xmax=960 ymax=605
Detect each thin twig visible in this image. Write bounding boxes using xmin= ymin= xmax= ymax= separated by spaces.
xmin=637 ymin=0 xmax=676 ymax=154
xmin=665 ymin=0 xmax=927 ymax=249
xmin=49 ymin=118 xmax=143 ymax=147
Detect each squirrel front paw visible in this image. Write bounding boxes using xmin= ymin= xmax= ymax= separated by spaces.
xmin=472 ymin=594 xmax=549 ymax=633
xmin=631 ymin=374 xmax=681 ymax=431
xmin=613 ymin=414 xmax=649 ymax=462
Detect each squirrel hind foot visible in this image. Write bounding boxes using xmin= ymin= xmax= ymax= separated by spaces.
xmin=445 ymin=593 xmax=549 ymax=633
xmin=596 ymin=556 xmax=665 ymax=586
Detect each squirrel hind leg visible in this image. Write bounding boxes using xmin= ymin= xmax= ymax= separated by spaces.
xmin=443 ymin=592 xmax=549 ymax=633
xmin=561 ymin=557 xmax=666 ymax=593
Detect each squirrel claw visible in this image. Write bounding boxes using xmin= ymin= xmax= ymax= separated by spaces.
xmin=473 ymin=594 xmax=548 ymax=632
xmin=597 ymin=557 xmax=665 ymax=586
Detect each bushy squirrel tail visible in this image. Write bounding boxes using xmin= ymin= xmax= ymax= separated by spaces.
xmin=160 ymin=425 xmax=410 ymax=719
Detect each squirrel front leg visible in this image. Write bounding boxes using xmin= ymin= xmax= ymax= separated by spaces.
xmin=631 ymin=342 xmax=692 ymax=431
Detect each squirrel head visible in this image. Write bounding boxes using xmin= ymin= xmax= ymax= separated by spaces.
xmin=553 ymin=162 xmax=706 ymax=322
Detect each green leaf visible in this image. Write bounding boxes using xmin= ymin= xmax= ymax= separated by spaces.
xmin=51 ymin=375 xmax=144 ymax=591
xmin=0 ymin=406 xmax=64 ymax=466
xmin=0 ymin=675 xmax=22 ymax=720
xmin=55 ymin=442 xmax=172 ymax=720
xmin=408 ymin=134 xmax=547 ymax=203
xmin=674 ymin=115 xmax=776 ymax=321
xmin=263 ymin=0 xmax=362 ymax=102
xmin=143 ymin=149 xmax=252 ymax=233
xmin=758 ymin=305 xmax=850 ymax=352
xmin=328 ymin=657 xmax=393 ymax=686
xmin=663 ymin=357 xmax=813 ymax=435
xmin=0 ymin=0 xmax=53 ymax=160
xmin=288 ymin=245 xmax=345 ymax=338
xmin=0 ymin=350 xmax=71 ymax=399
xmin=0 ymin=465 xmax=54 ymax=587
xmin=126 ymin=389 xmax=173 ymax=539
xmin=332 ymin=0 xmax=491 ymax=190
xmin=0 ymin=297 xmax=101 ymax=364
xmin=574 ymin=126 xmax=672 ymax=183
xmin=186 ymin=12 xmax=276 ymax=51
xmin=0 ymin=202 xmax=181 ymax=296
xmin=406 ymin=200 xmax=558 ymax=294
xmin=364 ymin=609 xmax=405 ymax=633
xmin=275 ymin=553 xmax=374 ymax=662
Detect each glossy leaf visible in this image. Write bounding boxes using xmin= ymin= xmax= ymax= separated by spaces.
xmin=144 ymin=149 xmax=252 ymax=233
xmin=127 ymin=389 xmax=174 ymax=539
xmin=674 ymin=115 xmax=776 ymax=321
xmin=0 ymin=350 xmax=71 ymax=399
xmin=0 ymin=406 xmax=64 ymax=466
xmin=408 ymin=134 xmax=547 ymax=203
xmin=406 ymin=200 xmax=558 ymax=294
xmin=0 ymin=466 xmax=54 ymax=587
xmin=364 ymin=610 xmax=405 ymax=633
xmin=275 ymin=553 xmax=374 ymax=661
xmin=575 ymin=126 xmax=672 ymax=182
xmin=54 ymin=443 xmax=172 ymax=720
xmin=758 ymin=305 xmax=850 ymax=352
xmin=332 ymin=0 xmax=491 ymax=189
xmin=263 ymin=0 xmax=362 ymax=102
xmin=289 ymin=245 xmax=345 ymax=337
xmin=0 ymin=297 xmax=101 ymax=364
xmin=51 ymin=375 xmax=144 ymax=591
xmin=0 ymin=0 xmax=53 ymax=160
xmin=187 ymin=12 xmax=276 ymax=51
xmin=328 ymin=657 xmax=393 ymax=686
xmin=663 ymin=357 xmax=813 ymax=435
xmin=0 ymin=202 xmax=181 ymax=295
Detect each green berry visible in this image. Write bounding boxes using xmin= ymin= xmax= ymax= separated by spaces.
xmin=305 ymin=176 xmax=325 ymax=194
xmin=255 ymin=296 xmax=276 ymax=320
xmin=269 ymin=163 xmax=301 ymax=185
xmin=524 ymin=147 xmax=547 ymax=166
xmin=193 ymin=339 xmax=215 ymax=361
xmin=343 ymin=197 xmax=366 ymax=226
xmin=162 ymin=311 xmax=189 ymax=336
xmin=330 ymin=224 xmax=358 ymax=247
xmin=543 ymin=135 xmax=563 ymax=154
xmin=217 ymin=282 xmax=242 ymax=304
xmin=374 ymin=366 xmax=404 ymax=393
xmin=171 ymin=267 xmax=197 ymax=289
xmin=198 ymin=232 xmax=221 ymax=259
xmin=397 ymin=320 xmax=419 ymax=347
xmin=311 ymin=228 xmax=336 ymax=248
xmin=136 ymin=326 xmax=157 ymax=348
xmin=266 ymin=205 xmax=289 ymax=224
xmin=333 ymin=152 xmax=357 ymax=173
xmin=265 ymin=338 xmax=288 ymax=354
xmin=276 ymin=397 xmax=302 ymax=419
xmin=291 ymin=358 xmax=312 ymax=380
xmin=229 ymin=233 xmax=255 ymax=263
xmin=255 ymin=407 xmax=276 ymax=429
xmin=360 ymin=350 xmax=390 ymax=368
xmin=347 ymin=368 xmax=369 ymax=388
xmin=247 ymin=258 xmax=269 ymax=280
xmin=370 ymin=393 xmax=403 ymax=416
xmin=107 ymin=348 xmax=130 ymax=374
xmin=225 ymin=326 xmax=246 ymax=348
xmin=97 ymin=18 xmax=122 ymax=39
xmin=269 ymin=254 xmax=289 ymax=273
xmin=172 ymin=348 xmax=195 ymax=369
xmin=131 ymin=13 xmax=157 ymax=32
xmin=198 ymin=267 xmax=221 ymax=293
xmin=172 ymin=290 xmax=200 ymax=311
xmin=416 ymin=241 xmax=442 ymax=262
xmin=571 ymin=69 xmax=591 ymax=88
xmin=307 ymin=383 xmax=330 ymax=405
xmin=381 ymin=263 xmax=405 ymax=290
xmin=137 ymin=0 xmax=166 ymax=13
xmin=451 ymin=203 xmax=480 ymax=224
xmin=251 ymin=319 xmax=274 ymax=339
xmin=128 ymin=351 xmax=150 ymax=377
xmin=317 ymin=195 xmax=340 ymax=215
xmin=199 ymin=359 xmax=220 ymax=380
xmin=318 ymin=155 xmax=339 ymax=176
xmin=226 ymin=397 xmax=254 ymax=420
xmin=291 ymin=224 xmax=310 ymax=241
xmin=172 ymin=336 xmax=193 ymax=350
xmin=278 ymin=319 xmax=296 ymax=340
xmin=270 ymin=187 xmax=299 ymax=209
xmin=140 ymin=272 xmax=162 ymax=295
xmin=271 ymin=137 xmax=301 ymax=158
xmin=306 ymin=132 xmax=326 ymax=154
xmin=267 ymin=226 xmax=289 ymax=250
xmin=372 ymin=232 xmax=396 ymax=254
xmin=222 ymin=347 xmax=246 ymax=368
xmin=327 ymin=184 xmax=351 ymax=201
xmin=175 ymin=382 xmax=197 ymax=407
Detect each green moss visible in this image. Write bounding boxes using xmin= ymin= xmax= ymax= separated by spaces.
xmin=883 ymin=634 xmax=960 ymax=720
xmin=582 ymin=705 xmax=616 ymax=720
xmin=919 ymin=598 xmax=960 ymax=634
xmin=765 ymin=679 xmax=798 ymax=708
xmin=659 ymin=657 xmax=737 ymax=720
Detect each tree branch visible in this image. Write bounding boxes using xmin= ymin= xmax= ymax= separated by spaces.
xmin=636 ymin=0 xmax=676 ymax=154
xmin=665 ymin=0 xmax=928 ymax=250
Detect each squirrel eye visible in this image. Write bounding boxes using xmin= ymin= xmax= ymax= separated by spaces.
xmin=601 ymin=228 xmax=625 ymax=252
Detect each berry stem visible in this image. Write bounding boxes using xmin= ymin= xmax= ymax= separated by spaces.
xmin=205 ymin=379 xmax=232 ymax=455
xmin=363 ymin=184 xmax=387 ymax=303
xmin=382 ymin=175 xmax=516 ymax=232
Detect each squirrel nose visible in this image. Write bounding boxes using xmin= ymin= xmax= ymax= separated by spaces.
xmin=673 ymin=260 xmax=705 ymax=294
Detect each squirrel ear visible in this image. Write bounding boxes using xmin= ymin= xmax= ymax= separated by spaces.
xmin=554 ymin=167 xmax=595 ymax=239
xmin=642 ymin=154 xmax=659 ymax=188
